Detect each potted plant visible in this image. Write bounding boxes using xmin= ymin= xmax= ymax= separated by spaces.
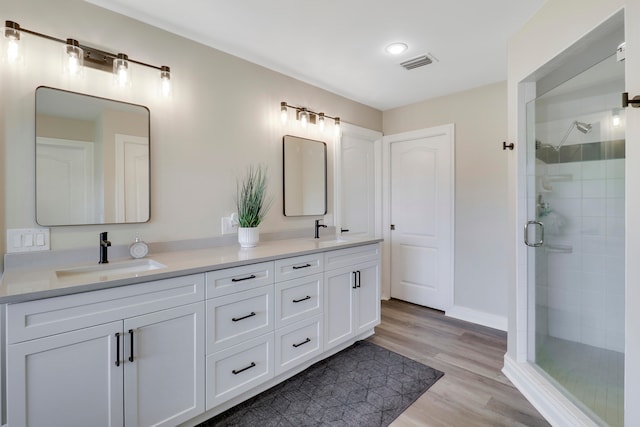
xmin=236 ymin=164 xmax=272 ymax=247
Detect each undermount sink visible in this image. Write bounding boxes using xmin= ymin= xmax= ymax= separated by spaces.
xmin=311 ymin=237 xmax=349 ymax=247
xmin=56 ymin=259 xmax=167 ymax=281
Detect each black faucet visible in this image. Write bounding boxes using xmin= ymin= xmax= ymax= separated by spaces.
xmin=99 ymin=231 xmax=111 ymax=264
xmin=314 ymin=219 xmax=327 ymax=239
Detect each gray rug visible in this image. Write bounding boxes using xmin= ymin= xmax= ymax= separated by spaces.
xmin=198 ymin=340 xmax=444 ymax=427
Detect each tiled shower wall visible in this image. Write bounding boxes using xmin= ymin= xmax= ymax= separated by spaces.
xmin=535 ymin=145 xmax=625 ymax=353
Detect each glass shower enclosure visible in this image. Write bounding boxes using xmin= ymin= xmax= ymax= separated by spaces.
xmin=525 ymin=51 xmax=625 ymax=426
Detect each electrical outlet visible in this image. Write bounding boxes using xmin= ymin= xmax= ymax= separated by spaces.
xmin=221 ymin=215 xmax=238 ymax=235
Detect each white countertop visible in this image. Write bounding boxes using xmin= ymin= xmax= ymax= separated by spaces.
xmin=0 ymin=236 xmax=382 ymax=304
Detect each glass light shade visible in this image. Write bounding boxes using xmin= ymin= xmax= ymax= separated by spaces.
xmin=4 ymin=21 xmax=21 ymax=63
xmin=334 ymin=117 xmax=341 ymax=135
xmin=318 ymin=113 xmax=325 ymax=132
xmin=280 ymin=102 xmax=288 ymax=124
xmin=64 ymin=39 xmax=83 ymax=76
xmin=160 ymin=65 xmax=171 ymax=97
xmin=300 ymin=109 xmax=308 ymax=128
xmin=113 ymin=53 xmax=130 ymax=87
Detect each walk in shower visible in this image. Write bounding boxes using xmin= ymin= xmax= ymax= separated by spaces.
xmin=525 ymin=36 xmax=625 ymax=426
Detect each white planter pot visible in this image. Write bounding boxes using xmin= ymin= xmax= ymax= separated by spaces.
xmin=238 ymin=227 xmax=260 ymax=248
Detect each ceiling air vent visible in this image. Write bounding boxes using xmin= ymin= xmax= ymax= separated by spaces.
xmin=400 ymin=54 xmax=434 ymax=70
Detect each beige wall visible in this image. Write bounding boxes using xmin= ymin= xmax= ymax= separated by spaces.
xmin=1 ymin=0 xmax=381 ymax=257
xmin=384 ymin=81 xmax=509 ymax=321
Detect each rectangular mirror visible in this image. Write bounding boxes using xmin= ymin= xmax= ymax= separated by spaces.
xmin=35 ymin=86 xmax=150 ymax=226
xmin=283 ymin=135 xmax=327 ymax=216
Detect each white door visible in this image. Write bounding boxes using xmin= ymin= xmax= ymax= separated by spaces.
xmin=338 ymin=124 xmax=382 ymax=237
xmin=115 ymin=134 xmax=149 ymax=222
xmin=386 ymin=125 xmax=454 ymax=310
xmin=124 ymin=303 xmax=204 ymax=427
xmin=36 ymin=137 xmax=95 ymax=225
xmin=7 ymin=322 xmax=123 ymax=427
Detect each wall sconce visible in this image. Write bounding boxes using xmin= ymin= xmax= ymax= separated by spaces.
xmin=4 ymin=20 xmax=171 ymax=96
xmin=280 ymin=101 xmax=341 ymax=134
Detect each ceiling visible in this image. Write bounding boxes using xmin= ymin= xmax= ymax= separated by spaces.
xmin=86 ymin=0 xmax=546 ymax=111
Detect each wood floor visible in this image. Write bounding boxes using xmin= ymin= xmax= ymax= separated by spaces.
xmin=367 ymin=299 xmax=551 ymax=427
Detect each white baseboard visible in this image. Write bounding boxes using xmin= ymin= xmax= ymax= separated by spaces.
xmin=445 ymin=305 xmax=507 ymax=331
xmin=502 ymin=354 xmax=599 ymax=427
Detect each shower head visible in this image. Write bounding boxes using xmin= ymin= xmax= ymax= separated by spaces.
xmin=552 ymin=120 xmax=593 ymax=151
xmin=575 ymin=121 xmax=592 ymax=134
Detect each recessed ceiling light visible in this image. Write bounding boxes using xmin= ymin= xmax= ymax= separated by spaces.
xmin=386 ymin=42 xmax=408 ymax=55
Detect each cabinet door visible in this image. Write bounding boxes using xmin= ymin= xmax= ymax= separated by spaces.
xmin=124 ymin=302 xmax=205 ymax=427
xmin=7 ymin=321 xmax=123 ymax=427
xmin=354 ymin=260 xmax=381 ymax=334
xmin=324 ymin=266 xmax=355 ymax=350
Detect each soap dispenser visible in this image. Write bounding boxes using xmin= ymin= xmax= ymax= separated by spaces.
xmin=129 ymin=234 xmax=149 ymax=259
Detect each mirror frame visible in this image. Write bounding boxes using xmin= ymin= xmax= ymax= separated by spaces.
xmin=35 ymin=86 xmax=151 ymax=226
xmin=282 ymin=135 xmax=327 ymax=217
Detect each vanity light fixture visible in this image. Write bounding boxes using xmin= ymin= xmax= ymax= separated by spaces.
xmin=280 ymin=101 xmax=341 ymax=134
xmin=3 ymin=20 xmax=171 ymax=96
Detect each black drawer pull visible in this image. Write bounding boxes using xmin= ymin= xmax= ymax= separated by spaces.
xmin=292 ymin=295 xmax=311 ymax=303
xmin=232 ymin=311 xmax=256 ymax=322
xmin=232 ymin=274 xmax=256 ymax=282
xmin=292 ymin=337 xmax=311 ymax=348
xmin=128 ymin=329 xmax=134 ymax=362
xmin=232 ymin=362 xmax=256 ymax=375
xmin=115 ymin=332 xmax=121 ymax=367
xmin=292 ymin=263 xmax=311 ymax=270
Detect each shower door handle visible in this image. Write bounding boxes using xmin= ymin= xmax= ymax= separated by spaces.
xmin=524 ymin=221 xmax=544 ymax=247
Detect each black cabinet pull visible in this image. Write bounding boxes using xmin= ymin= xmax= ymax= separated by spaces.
xmin=128 ymin=329 xmax=134 ymax=362
xmin=352 ymin=271 xmax=358 ymax=289
xmin=115 ymin=332 xmax=121 ymax=367
xmin=293 ymin=295 xmax=311 ymax=303
xmin=232 ymin=274 xmax=256 ymax=282
xmin=292 ymin=338 xmax=311 ymax=348
xmin=356 ymin=270 xmax=362 ymax=288
xmin=232 ymin=362 xmax=256 ymax=375
xmin=292 ymin=263 xmax=311 ymax=270
xmin=232 ymin=311 xmax=256 ymax=322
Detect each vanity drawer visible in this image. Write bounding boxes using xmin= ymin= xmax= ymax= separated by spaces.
xmin=206 ymin=333 xmax=274 ymax=410
xmin=274 ymin=253 xmax=323 ymax=282
xmin=324 ymin=243 xmax=380 ymax=271
xmin=206 ymin=285 xmax=273 ymax=353
xmin=275 ymin=273 xmax=323 ymax=329
xmin=275 ymin=315 xmax=323 ymax=376
xmin=206 ymin=262 xmax=274 ymax=298
xmin=6 ymin=274 xmax=205 ymax=344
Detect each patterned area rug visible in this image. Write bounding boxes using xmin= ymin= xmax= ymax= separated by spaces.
xmin=198 ymin=340 xmax=444 ymax=427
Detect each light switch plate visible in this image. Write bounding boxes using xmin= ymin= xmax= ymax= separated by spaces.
xmin=6 ymin=228 xmax=50 ymax=253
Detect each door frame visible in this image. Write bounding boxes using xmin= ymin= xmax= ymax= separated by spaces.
xmin=382 ymin=124 xmax=455 ymax=308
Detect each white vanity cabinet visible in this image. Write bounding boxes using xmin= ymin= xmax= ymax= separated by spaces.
xmin=5 ymin=274 xmax=205 ymax=427
xmin=324 ymin=244 xmax=381 ymax=351
xmin=205 ymin=263 xmax=276 ymax=410
xmin=274 ymin=253 xmax=325 ymax=375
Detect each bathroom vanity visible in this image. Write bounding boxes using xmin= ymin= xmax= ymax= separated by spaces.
xmin=0 ymin=237 xmax=381 ymax=427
